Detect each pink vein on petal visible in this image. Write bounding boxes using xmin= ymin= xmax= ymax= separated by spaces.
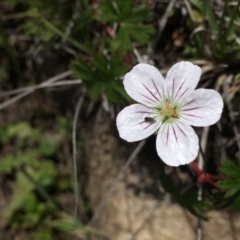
xmin=175 ymin=123 xmax=187 ymax=137
xmin=172 ymin=125 xmax=178 ymax=142
xmin=181 ymin=99 xmax=195 ymax=108
xmin=151 ymin=79 xmax=162 ymax=101
xmin=176 ymin=87 xmax=189 ymax=101
xmin=166 ymin=125 xmax=170 ymax=147
xmin=160 ymin=122 xmax=167 ymax=134
xmin=182 ymin=107 xmax=202 ymax=111
xmin=172 ymin=78 xmax=175 ymax=99
xmin=134 ymin=111 xmax=152 ymax=114
xmin=142 ymin=83 xmax=159 ymax=101
xmin=174 ymin=79 xmax=186 ymax=99
xmin=180 ymin=115 xmax=191 ymax=122
xmin=161 ymin=83 xmax=165 ymax=98
xmin=132 ymin=120 xmax=146 ymax=126
xmin=167 ymin=84 xmax=171 ymax=100
xmin=139 ymin=92 xmax=156 ymax=104
xmin=183 ymin=113 xmax=202 ymax=118
xmin=143 ymin=123 xmax=154 ymax=130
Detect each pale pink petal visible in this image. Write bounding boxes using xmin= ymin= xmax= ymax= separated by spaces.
xmin=116 ymin=104 xmax=160 ymax=142
xmin=156 ymin=121 xmax=199 ymax=166
xmin=123 ymin=63 xmax=165 ymax=107
xmin=165 ymin=61 xmax=202 ymax=100
xmin=180 ymin=89 xmax=223 ymax=127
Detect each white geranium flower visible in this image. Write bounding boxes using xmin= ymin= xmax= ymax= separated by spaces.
xmin=116 ymin=62 xmax=223 ymax=167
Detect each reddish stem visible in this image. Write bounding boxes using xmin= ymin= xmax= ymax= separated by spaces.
xmin=190 ymin=161 xmax=217 ymax=188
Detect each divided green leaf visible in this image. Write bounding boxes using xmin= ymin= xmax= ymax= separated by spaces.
xmin=215 ymin=160 xmax=240 ymax=210
xmin=71 ymin=54 xmax=129 ymax=103
xmin=97 ymin=1 xmax=154 ymax=53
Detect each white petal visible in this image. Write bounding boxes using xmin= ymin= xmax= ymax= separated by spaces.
xmin=165 ymin=61 xmax=202 ymax=101
xmin=116 ymin=104 xmax=160 ymax=142
xmin=123 ymin=63 xmax=165 ymax=107
xmin=156 ymin=121 xmax=199 ymax=166
xmin=180 ymin=89 xmax=223 ymax=127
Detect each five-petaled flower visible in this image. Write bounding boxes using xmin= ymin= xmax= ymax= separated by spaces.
xmin=116 ymin=62 xmax=223 ymax=166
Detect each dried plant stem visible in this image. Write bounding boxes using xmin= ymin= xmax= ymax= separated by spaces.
xmin=228 ymin=211 xmax=238 ymax=240
xmin=93 ymin=105 xmax=103 ymax=137
xmin=1 ymin=79 xmax=82 ymax=96
xmin=155 ymin=0 xmax=176 ymax=45
xmin=72 ymin=93 xmax=85 ymax=220
xmin=184 ymin=0 xmax=196 ymax=23
xmin=129 ymin=203 xmax=159 ymax=240
xmin=197 ymin=219 xmax=202 ymax=240
xmin=133 ymin=48 xmax=144 ymax=63
xmin=0 ymin=70 xmax=72 ymax=111
xmin=197 ymin=139 xmax=208 ymax=240
xmin=198 ymin=127 xmax=209 ymax=176
xmin=89 ymin=140 xmax=146 ymax=226
xmin=223 ymin=75 xmax=240 ymax=151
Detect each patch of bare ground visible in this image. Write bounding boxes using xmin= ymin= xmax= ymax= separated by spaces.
xmin=82 ymin=111 xmax=240 ymax=240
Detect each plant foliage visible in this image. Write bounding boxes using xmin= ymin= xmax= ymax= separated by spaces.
xmin=215 ymin=159 xmax=240 ymax=210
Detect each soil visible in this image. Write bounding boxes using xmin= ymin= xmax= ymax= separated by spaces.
xmin=82 ymin=111 xmax=240 ymax=240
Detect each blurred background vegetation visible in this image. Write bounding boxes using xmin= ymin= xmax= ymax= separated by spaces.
xmin=0 ymin=0 xmax=240 ymax=239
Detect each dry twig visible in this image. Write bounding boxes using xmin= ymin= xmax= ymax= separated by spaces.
xmin=0 ymin=70 xmax=73 ymax=110
xmin=89 ymin=140 xmax=147 ymax=226
xmin=1 ymin=80 xmax=82 ymax=96
xmin=223 ymin=75 xmax=240 ymax=151
xmin=155 ymin=0 xmax=176 ymax=47
xmin=72 ymin=91 xmax=86 ymax=220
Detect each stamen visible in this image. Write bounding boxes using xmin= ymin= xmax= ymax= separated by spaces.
xmin=159 ymin=101 xmax=179 ymax=122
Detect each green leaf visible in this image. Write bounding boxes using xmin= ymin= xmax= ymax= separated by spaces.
xmin=233 ymin=195 xmax=240 ymax=211
xmin=89 ymin=82 xmax=102 ymax=101
xmin=39 ymin=133 xmax=61 ymax=157
xmin=40 ymin=17 xmax=91 ymax=54
xmin=213 ymin=191 xmax=233 ymax=209
xmin=216 ymin=179 xmax=240 ymax=190
xmin=112 ymin=26 xmax=133 ymax=51
xmin=97 ymin=0 xmax=120 ymax=22
xmin=189 ymin=0 xmax=203 ymax=12
xmin=220 ymin=160 xmax=240 ymax=179
xmin=71 ymin=59 xmax=95 ymax=81
xmin=34 ymin=160 xmax=58 ymax=187
xmin=112 ymin=23 xmax=154 ymax=52
xmin=8 ymin=122 xmax=33 ymax=139
xmin=127 ymin=6 xmax=152 ymax=23
xmin=204 ymin=0 xmax=218 ymax=32
xmin=224 ymin=185 xmax=240 ymax=198
xmin=220 ymin=0 xmax=240 ymax=46
xmin=47 ymin=213 xmax=106 ymax=237
xmin=0 ymin=150 xmax=40 ymax=173
xmin=97 ymin=0 xmax=152 ymax=25
xmin=71 ymin=53 xmax=129 ymax=103
xmin=105 ymin=82 xmax=123 ymax=104
xmin=192 ymin=200 xmax=211 ymax=210
xmin=128 ymin=24 xmax=155 ymax=44
xmin=110 ymin=81 xmax=131 ymax=103
xmin=30 ymin=230 xmax=54 ymax=240
xmin=93 ymin=54 xmax=108 ymax=73
xmin=18 ymin=19 xmax=55 ymax=42
xmin=0 ymin=127 xmax=11 ymax=144
xmin=3 ymin=171 xmax=35 ymax=220
xmin=48 ymin=214 xmax=84 ymax=232
xmin=115 ymin=0 xmax=132 ymax=18
xmin=109 ymin=55 xmax=129 ymax=77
